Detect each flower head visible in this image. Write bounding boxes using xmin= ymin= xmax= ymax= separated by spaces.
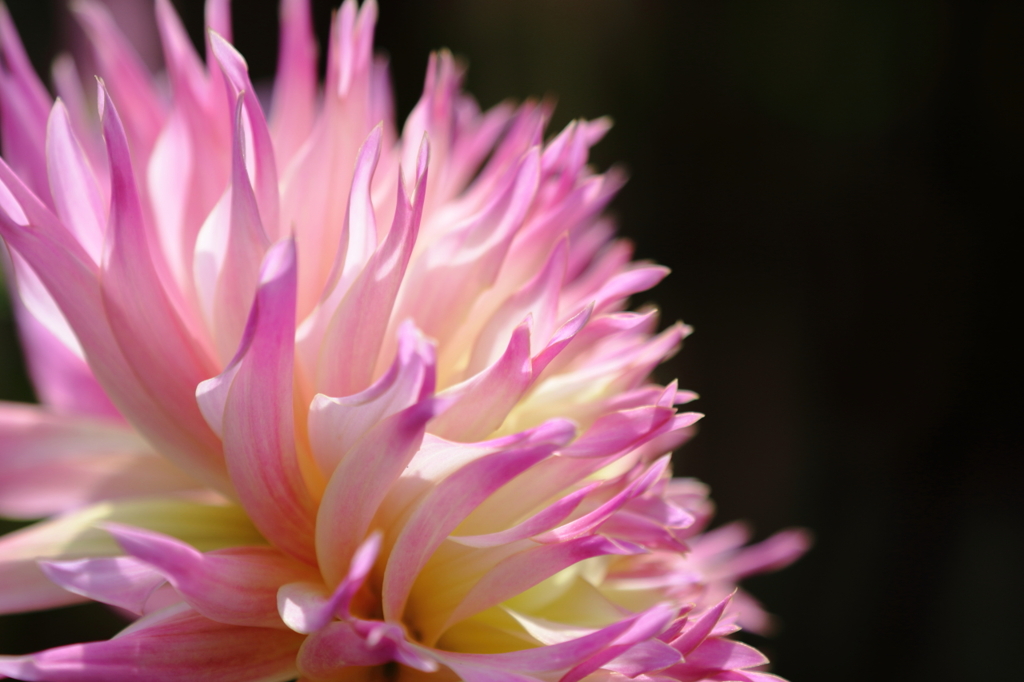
xmin=0 ymin=1 xmax=808 ymax=680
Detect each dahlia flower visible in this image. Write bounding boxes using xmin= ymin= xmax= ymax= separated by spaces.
xmin=0 ymin=1 xmax=808 ymax=680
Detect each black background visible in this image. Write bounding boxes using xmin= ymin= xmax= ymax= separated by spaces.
xmin=1 ymin=1 xmax=1022 ymax=680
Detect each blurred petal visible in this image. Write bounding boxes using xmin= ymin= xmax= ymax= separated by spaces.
xmin=0 ymin=402 xmax=202 ymax=519
xmin=0 ymin=605 xmax=303 ymax=682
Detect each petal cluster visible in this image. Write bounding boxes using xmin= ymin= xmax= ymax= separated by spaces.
xmin=0 ymin=1 xmax=808 ymax=681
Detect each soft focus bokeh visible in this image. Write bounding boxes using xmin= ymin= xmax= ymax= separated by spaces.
xmin=1 ymin=1 xmax=1021 ymax=680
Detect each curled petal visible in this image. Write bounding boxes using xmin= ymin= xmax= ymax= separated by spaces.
xmin=105 ymin=523 xmax=319 ymax=628
xmin=277 ymin=531 xmax=381 ymax=634
xmin=308 ymin=322 xmax=434 ymax=476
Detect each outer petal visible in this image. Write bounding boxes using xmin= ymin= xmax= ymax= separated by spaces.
xmin=277 ymin=532 xmax=381 ymax=634
xmin=193 ymin=92 xmax=271 ymax=362
xmin=100 ymin=83 xmax=226 ymax=457
xmin=424 ymin=536 xmax=645 ymax=645
xmin=434 ymin=604 xmax=676 ymax=681
xmin=0 ymin=159 xmax=230 ymax=493
xmin=0 ymin=3 xmax=52 ymax=203
xmin=448 ymin=483 xmax=600 ymax=549
xmin=391 ymin=150 xmax=540 ymax=353
xmin=209 ymin=32 xmax=281 ymax=238
xmin=0 ymin=606 xmax=303 ymax=682
xmin=0 ymin=402 xmax=202 ymax=519
xmin=38 ymin=556 xmax=167 ymax=615
xmin=1 ymin=250 xmax=119 ymax=420
xmin=297 ymin=618 xmax=438 ymax=680
xmin=0 ymin=499 xmax=262 ymax=615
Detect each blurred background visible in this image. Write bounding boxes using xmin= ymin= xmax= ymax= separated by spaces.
xmin=2 ymin=1 xmax=1022 ymax=680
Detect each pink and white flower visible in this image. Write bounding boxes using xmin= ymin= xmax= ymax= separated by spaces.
xmin=0 ymin=1 xmax=808 ymax=680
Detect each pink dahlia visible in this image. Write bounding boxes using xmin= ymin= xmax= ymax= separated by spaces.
xmin=0 ymin=1 xmax=808 ymax=680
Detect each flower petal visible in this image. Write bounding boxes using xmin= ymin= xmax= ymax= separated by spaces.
xmin=215 ymin=239 xmax=318 ymax=564
xmin=316 ymin=388 xmax=439 ymax=585
xmin=0 ymin=402 xmax=202 ymax=519
xmin=45 ymin=100 xmax=105 ymax=264
xmin=209 ymin=32 xmax=281 ymax=238
xmin=38 ymin=556 xmax=166 ymax=615
xmin=0 ymin=605 xmax=303 ymax=682
xmin=430 ymin=320 xmax=533 ymax=442
xmin=382 ymin=419 xmax=576 ymax=624
xmin=433 ymin=536 xmax=645 ymax=643
xmin=0 ymin=159 xmax=230 ymax=493
xmin=277 ymin=531 xmax=381 ymax=634
xmin=314 ymin=133 xmax=426 ymax=397
xmin=0 ymin=3 xmax=52 ymax=203
xmin=307 ymin=322 xmax=434 ymax=477
xmin=105 ymin=524 xmax=318 ymax=628
xmin=72 ymin=0 xmax=165 ymax=156
xmin=0 ymin=498 xmax=262 ymax=615
xmin=271 ymin=0 xmax=318 ymax=168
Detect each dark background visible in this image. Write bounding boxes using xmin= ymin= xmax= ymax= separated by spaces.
xmin=2 ymin=1 xmax=1022 ymax=680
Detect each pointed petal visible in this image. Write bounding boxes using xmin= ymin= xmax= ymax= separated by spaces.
xmin=278 ymin=532 xmax=380 ymax=634
xmin=315 ymin=135 xmax=424 ymax=397
xmin=216 ymin=239 xmax=318 ymax=564
xmin=466 ymin=237 xmax=568 ymax=376
xmin=602 ymin=639 xmax=681 ymax=677
xmin=448 ymin=483 xmax=600 ymax=549
xmin=0 ymin=3 xmax=53 ymax=203
xmin=671 ymin=594 xmax=733 ymax=656
xmin=297 ymin=617 xmax=438 ymax=679
xmin=38 ymin=556 xmax=166 ymax=615
xmin=201 ymin=93 xmax=271 ymax=362
xmin=394 ymin=150 xmax=540 ymax=349
xmin=2 ymin=248 xmax=119 ymax=419
xmin=0 ymin=159 xmax=230 ymax=493
xmin=438 ymin=536 xmax=645 ymax=641
xmin=435 ymin=605 xmax=673 ymax=678
xmin=559 ymin=604 xmax=680 ymax=682
xmin=535 ymin=456 xmax=672 ymax=544
xmin=210 ymin=32 xmax=281 ymax=238
xmin=45 ymin=100 xmax=105 ymax=263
